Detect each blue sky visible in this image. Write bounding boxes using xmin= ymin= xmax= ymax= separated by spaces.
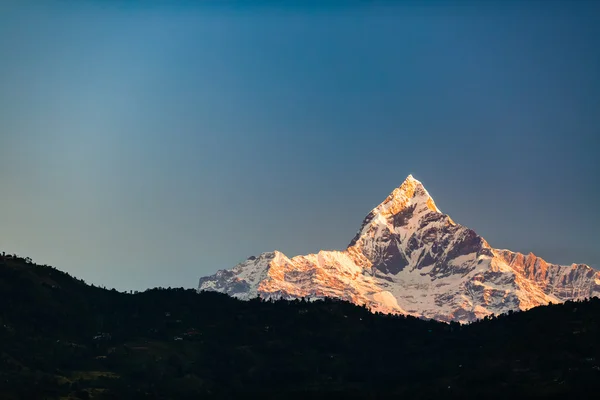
xmin=0 ymin=1 xmax=598 ymax=290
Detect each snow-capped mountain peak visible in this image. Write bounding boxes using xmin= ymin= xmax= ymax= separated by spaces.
xmin=374 ymin=174 xmax=441 ymax=218
xmin=198 ymin=175 xmax=598 ymax=323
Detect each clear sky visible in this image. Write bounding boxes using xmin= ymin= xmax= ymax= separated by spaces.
xmin=1 ymin=1 xmax=598 ymax=291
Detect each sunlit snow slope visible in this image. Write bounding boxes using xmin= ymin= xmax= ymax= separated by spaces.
xmin=198 ymin=175 xmax=599 ymax=323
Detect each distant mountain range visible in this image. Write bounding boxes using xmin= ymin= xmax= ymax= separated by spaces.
xmin=198 ymin=175 xmax=599 ymax=323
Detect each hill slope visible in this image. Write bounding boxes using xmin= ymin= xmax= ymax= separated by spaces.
xmin=1 ymin=252 xmax=600 ymax=398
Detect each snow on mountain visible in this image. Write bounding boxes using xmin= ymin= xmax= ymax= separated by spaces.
xmin=198 ymin=175 xmax=599 ymax=323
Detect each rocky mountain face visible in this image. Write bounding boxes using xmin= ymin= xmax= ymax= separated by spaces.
xmin=198 ymin=175 xmax=599 ymax=323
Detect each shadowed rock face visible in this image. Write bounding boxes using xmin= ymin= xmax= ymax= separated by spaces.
xmin=372 ymin=237 xmax=409 ymax=275
xmin=198 ymin=175 xmax=599 ymax=323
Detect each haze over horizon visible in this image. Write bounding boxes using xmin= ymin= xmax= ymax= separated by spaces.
xmin=1 ymin=1 xmax=598 ymax=291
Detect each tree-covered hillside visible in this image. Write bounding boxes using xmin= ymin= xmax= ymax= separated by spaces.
xmin=1 ymin=252 xmax=599 ymax=399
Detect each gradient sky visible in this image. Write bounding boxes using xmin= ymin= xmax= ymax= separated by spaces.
xmin=1 ymin=1 xmax=599 ymax=291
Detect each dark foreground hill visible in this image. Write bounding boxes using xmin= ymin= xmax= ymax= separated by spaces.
xmin=1 ymin=253 xmax=600 ymax=399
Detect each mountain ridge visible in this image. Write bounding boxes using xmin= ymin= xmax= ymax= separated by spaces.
xmin=198 ymin=175 xmax=598 ymax=322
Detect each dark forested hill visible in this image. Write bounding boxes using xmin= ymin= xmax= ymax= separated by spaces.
xmin=1 ymin=252 xmax=599 ymax=399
